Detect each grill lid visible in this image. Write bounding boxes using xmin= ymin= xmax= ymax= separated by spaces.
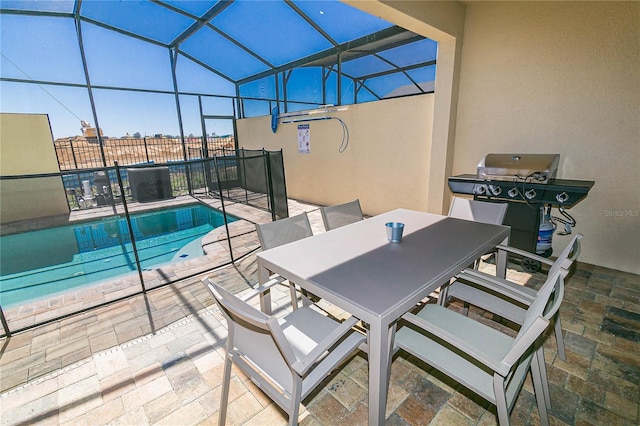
xmin=477 ymin=154 xmax=560 ymax=183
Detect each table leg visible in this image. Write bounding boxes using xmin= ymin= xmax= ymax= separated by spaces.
xmin=257 ymin=264 xmax=272 ymax=315
xmin=367 ymin=320 xmax=391 ymax=426
xmin=496 ymin=238 xmax=509 ymax=279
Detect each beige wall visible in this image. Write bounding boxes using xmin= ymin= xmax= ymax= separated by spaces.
xmin=351 ymin=1 xmax=639 ymax=273
xmin=0 ymin=113 xmax=69 ymax=223
xmin=451 ymin=2 xmax=639 ymax=274
xmin=247 ymin=1 xmax=639 ymax=274
xmin=345 ymin=0 xmax=467 ymax=214
xmin=236 ymin=95 xmax=434 ymax=216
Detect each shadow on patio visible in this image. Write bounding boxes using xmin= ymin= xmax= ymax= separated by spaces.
xmin=0 ymin=201 xmax=638 ymax=426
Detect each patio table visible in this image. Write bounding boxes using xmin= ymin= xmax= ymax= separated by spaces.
xmin=256 ymin=208 xmax=510 ymax=425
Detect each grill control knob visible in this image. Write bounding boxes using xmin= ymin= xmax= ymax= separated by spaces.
xmin=489 ymin=185 xmax=502 ymax=196
xmin=474 ymin=185 xmax=486 ymax=195
xmin=556 ymin=192 xmax=569 ymax=204
xmin=508 ymin=188 xmax=519 ymax=198
xmin=525 ymin=189 xmax=537 ymax=200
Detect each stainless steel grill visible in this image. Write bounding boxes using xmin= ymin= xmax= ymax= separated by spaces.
xmin=477 ymin=153 xmax=559 ymax=183
xmin=448 ymin=153 xmax=594 ymax=272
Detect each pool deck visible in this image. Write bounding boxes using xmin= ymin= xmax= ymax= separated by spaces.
xmin=0 ymin=198 xmax=638 ymax=425
xmin=0 ymin=195 xmax=279 ymax=332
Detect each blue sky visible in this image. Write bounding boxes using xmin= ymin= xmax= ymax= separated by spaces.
xmin=1 ymin=12 xmax=236 ymax=139
xmin=0 ymin=1 xmax=437 ymax=140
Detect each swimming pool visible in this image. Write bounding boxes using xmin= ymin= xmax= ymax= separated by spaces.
xmin=0 ymin=204 xmax=236 ymax=307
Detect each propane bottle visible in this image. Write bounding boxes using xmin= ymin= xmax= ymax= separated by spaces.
xmin=536 ymin=206 xmax=554 ymax=254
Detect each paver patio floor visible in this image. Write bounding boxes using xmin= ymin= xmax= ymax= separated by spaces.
xmin=1 ymin=199 xmax=638 ymax=425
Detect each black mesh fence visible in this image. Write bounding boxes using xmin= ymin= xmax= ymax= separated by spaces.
xmin=267 ymin=151 xmax=289 ymax=219
xmin=1 ymin=148 xmax=287 ymax=337
xmin=54 ymin=136 xmax=234 ymax=170
xmin=53 ymin=135 xmax=286 ymax=220
xmin=58 ymin=151 xmax=287 ymax=221
xmin=202 ymin=149 xmax=288 ymax=219
xmin=61 ymin=164 xmax=192 ymax=210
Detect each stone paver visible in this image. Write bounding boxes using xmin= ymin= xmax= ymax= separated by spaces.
xmin=0 ymin=198 xmax=639 ymax=425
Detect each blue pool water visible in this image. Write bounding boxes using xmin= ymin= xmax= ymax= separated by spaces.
xmin=0 ymin=204 xmax=236 ymax=307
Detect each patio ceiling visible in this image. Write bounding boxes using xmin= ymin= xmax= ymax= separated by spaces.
xmin=1 ymin=0 xmax=437 ymax=87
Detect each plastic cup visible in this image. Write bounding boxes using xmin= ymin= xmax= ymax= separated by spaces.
xmin=385 ymin=222 xmax=405 ymax=243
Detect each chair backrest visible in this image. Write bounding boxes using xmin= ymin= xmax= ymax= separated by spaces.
xmin=255 ymin=212 xmax=313 ymax=250
xmin=548 ymin=233 xmax=582 ymax=277
xmin=499 ymin=265 xmax=566 ymax=375
xmin=204 ymin=279 xmax=297 ymax=392
xmin=501 ymin=263 xmax=566 ymax=370
xmin=510 ymin=236 xmax=582 ymax=352
xmin=448 ymin=196 xmax=508 ymax=225
xmin=320 ymin=199 xmax=364 ymax=231
xmin=499 ymin=235 xmax=581 ymax=375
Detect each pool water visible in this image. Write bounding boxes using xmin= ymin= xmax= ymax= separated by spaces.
xmin=0 ymin=204 xmax=235 ymax=307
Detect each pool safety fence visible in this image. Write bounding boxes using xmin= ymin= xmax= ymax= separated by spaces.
xmin=207 ymin=149 xmax=289 ymax=221
xmin=53 ymin=149 xmax=288 ymax=220
xmin=54 ymin=135 xmax=235 ymax=171
xmin=0 ymin=150 xmax=288 ymax=337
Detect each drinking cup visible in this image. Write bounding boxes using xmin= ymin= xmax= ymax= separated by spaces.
xmin=385 ymin=222 xmax=404 ymax=243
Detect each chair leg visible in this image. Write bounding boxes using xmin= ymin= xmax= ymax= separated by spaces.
xmin=300 ymin=289 xmax=313 ymax=307
xmin=439 ymin=276 xmax=459 ymax=307
xmin=462 ymin=301 xmax=470 ymax=316
xmin=289 ymin=378 xmax=303 ymax=426
xmin=288 ymin=283 xmax=299 ymax=310
xmin=219 ymin=355 xmax=233 ymax=426
xmin=493 ymin=376 xmax=511 ymax=426
xmin=386 ymin=324 xmax=397 ymax=395
xmin=554 ymin=313 xmax=566 ymax=361
xmin=438 ymin=284 xmax=449 ymax=306
xmin=530 ymin=352 xmax=550 ymax=426
xmin=535 ymin=346 xmax=552 ymax=410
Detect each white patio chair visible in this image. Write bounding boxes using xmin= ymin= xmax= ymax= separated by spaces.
xmin=204 ymin=278 xmax=365 ymax=426
xmin=444 ymin=233 xmax=582 ymax=361
xmin=448 ymin=195 xmax=509 ymax=225
xmin=393 ymin=264 xmax=567 ymax=426
xmin=447 ymin=196 xmax=508 ymax=268
xmin=256 ymin=212 xmax=314 ymax=249
xmin=436 ymin=196 xmax=509 ymax=305
xmin=320 ymin=199 xmax=364 ymax=231
xmin=256 ymin=212 xmax=314 ymax=309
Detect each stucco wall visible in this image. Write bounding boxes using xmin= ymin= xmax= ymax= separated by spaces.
xmin=0 ymin=113 xmax=69 ymax=224
xmin=254 ymin=1 xmax=639 ymax=274
xmin=346 ymin=0 xmax=467 ymax=214
xmin=451 ymin=2 xmax=639 ymax=273
xmin=236 ymin=95 xmax=434 ymax=216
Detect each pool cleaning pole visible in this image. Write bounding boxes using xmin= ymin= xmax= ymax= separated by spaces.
xmin=114 ymin=161 xmax=147 ymax=292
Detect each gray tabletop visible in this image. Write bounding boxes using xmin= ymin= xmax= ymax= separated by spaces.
xmin=258 ymin=208 xmax=510 ymax=321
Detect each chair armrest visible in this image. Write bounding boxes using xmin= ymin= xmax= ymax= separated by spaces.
xmin=458 ymin=269 xmax=536 ymax=304
xmin=495 ymin=245 xmax=555 ymax=267
xmin=402 ymin=312 xmax=510 ymax=376
xmin=240 ymin=277 xmax=286 ymax=302
xmin=291 ymin=316 xmax=361 ymax=376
